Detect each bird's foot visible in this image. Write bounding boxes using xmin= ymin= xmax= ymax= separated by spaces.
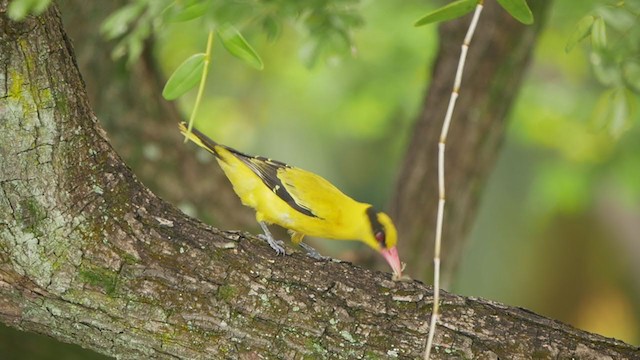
xmin=299 ymin=242 xmax=331 ymax=261
xmin=258 ymin=234 xmax=286 ymax=255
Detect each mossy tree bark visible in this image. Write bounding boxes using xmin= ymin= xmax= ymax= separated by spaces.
xmin=390 ymin=0 xmax=551 ymax=285
xmin=0 ymin=3 xmax=638 ymax=359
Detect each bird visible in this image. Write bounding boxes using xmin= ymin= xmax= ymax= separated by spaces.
xmin=179 ymin=122 xmax=402 ymax=277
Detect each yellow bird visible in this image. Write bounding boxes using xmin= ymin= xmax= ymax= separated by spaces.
xmin=179 ymin=122 xmax=402 ymax=277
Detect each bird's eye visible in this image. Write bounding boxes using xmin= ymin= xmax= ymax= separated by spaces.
xmin=375 ymin=231 xmax=386 ymax=246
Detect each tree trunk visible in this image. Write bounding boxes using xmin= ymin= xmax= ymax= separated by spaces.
xmin=0 ymin=3 xmax=638 ymax=359
xmin=390 ymin=0 xmax=551 ymax=285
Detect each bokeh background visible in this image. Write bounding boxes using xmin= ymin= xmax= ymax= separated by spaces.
xmin=2 ymin=0 xmax=638 ymax=358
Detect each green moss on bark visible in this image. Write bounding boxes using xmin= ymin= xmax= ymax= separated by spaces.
xmin=79 ymin=266 xmax=119 ymax=295
xmin=19 ymin=198 xmax=47 ymax=236
xmin=217 ymin=284 xmax=237 ymax=301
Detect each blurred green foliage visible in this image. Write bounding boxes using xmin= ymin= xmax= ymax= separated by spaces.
xmin=100 ymin=0 xmax=365 ymax=67
xmin=565 ymin=0 xmax=640 ymax=137
xmin=511 ymin=0 xmax=640 ymax=212
xmin=457 ymin=0 xmax=640 ymax=345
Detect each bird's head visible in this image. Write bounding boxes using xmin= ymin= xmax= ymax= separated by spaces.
xmin=363 ymin=207 xmax=402 ymax=278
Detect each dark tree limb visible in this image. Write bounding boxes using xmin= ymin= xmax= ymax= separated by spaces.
xmin=390 ymin=0 xmax=552 ymax=285
xmin=0 ymin=3 xmax=638 ymax=359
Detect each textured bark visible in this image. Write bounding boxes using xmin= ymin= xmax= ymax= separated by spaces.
xmin=1 ymin=3 xmax=639 ymax=360
xmin=390 ymin=1 xmax=551 ymax=285
xmin=57 ymin=0 xmax=255 ymax=230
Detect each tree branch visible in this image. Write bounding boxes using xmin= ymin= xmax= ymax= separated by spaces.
xmin=0 ymin=3 xmax=637 ymax=359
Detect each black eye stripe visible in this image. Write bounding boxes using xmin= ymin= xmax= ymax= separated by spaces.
xmin=366 ymin=206 xmax=386 ymax=247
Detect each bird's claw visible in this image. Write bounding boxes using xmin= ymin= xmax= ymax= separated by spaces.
xmin=299 ymin=242 xmax=330 ymax=261
xmin=258 ymin=234 xmax=286 ymax=255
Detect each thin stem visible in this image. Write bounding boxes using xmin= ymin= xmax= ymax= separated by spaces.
xmin=424 ymin=2 xmax=483 ymax=359
xmin=184 ymin=29 xmax=215 ymax=142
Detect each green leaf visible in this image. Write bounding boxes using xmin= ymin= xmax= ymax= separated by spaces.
xmin=496 ymin=0 xmax=534 ymax=24
xmin=262 ymin=16 xmax=281 ymax=42
xmin=590 ymin=89 xmax=614 ymax=130
xmin=100 ymin=2 xmax=146 ymax=40
xmin=591 ymin=17 xmax=607 ymax=50
xmin=162 ymin=53 xmax=206 ymax=100
xmin=8 ymin=0 xmax=32 ymax=21
xmin=609 ymin=88 xmax=631 ymax=138
xmin=622 ymin=60 xmax=640 ymax=94
xmin=590 ymin=51 xmax=619 ymax=87
xmin=299 ymin=39 xmax=324 ymax=68
xmin=565 ymin=15 xmax=595 ymax=53
xmin=31 ymin=0 xmax=51 ymax=15
xmin=163 ymin=0 xmax=211 ymax=23
xmin=414 ymin=0 xmax=476 ymax=27
xmin=126 ymin=35 xmax=144 ymax=66
xmin=8 ymin=0 xmax=51 ymax=21
xmin=217 ymin=24 xmax=264 ymax=70
xmin=590 ymin=88 xmax=633 ymax=137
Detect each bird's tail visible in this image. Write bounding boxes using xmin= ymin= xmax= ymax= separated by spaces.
xmin=178 ymin=122 xmax=220 ymax=156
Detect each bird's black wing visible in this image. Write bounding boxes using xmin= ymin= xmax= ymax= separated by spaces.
xmin=232 ymin=152 xmax=319 ymax=218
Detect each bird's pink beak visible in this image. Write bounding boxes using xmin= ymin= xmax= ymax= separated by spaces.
xmin=380 ymin=246 xmax=402 ymax=278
